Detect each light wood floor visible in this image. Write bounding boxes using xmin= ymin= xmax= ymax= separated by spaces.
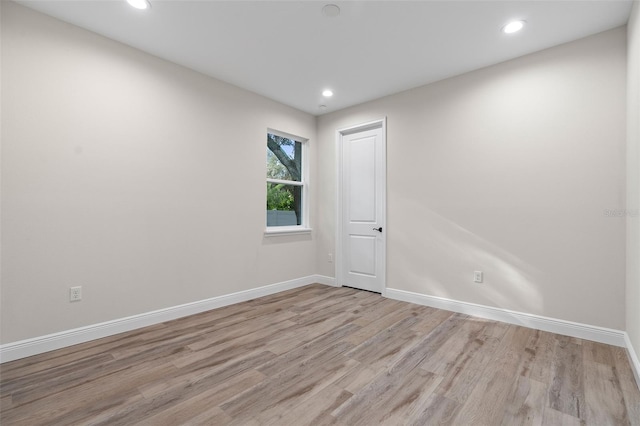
xmin=1 ymin=284 xmax=639 ymax=425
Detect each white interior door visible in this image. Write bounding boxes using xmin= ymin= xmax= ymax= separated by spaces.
xmin=338 ymin=120 xmax=386 ymax=293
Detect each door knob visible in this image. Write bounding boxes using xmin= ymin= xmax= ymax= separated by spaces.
xmin=373 ymin=227 xmax=383 ymax=232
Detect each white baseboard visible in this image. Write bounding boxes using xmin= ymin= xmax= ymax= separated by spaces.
xmin=1 ymin=277 xmax=631 ymax=369
xmin=313 ymin=274 xmax=337 ymax=286
xmin=624 ymin=333 xmax=640 ymax=390
xmin=0 ymin=275 xmax=333 ymax=363
xmin=386 ymin=288 xmax=626 ymax=347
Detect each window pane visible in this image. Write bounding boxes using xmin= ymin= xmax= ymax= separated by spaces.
xmin=266 ymin=183 xmax=302 ymax=226
xmin=267 ymin=134 xmax=302 ymax=182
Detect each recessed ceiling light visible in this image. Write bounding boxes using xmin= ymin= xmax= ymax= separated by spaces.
xmin=322 ymin=4 xmax=341 ymax=18
xmin=127 ymin=0 xmax=151 ymax=10
xmin=502 ymin=20 xmax=525 ymax=34
xmin=319 ymin=105 xmax=327 ymax=111
xmin=322 ymin=89 xmax=333 ymax=97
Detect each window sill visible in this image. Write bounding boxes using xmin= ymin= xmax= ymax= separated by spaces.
xmin=264 ymin=227 xmax=312 ymax=237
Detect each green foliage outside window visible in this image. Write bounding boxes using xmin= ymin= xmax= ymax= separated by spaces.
xmin=267 ymin=183 xmax=294 ymax=211
xmin=266 ymin=134 xmax=302 ymax=225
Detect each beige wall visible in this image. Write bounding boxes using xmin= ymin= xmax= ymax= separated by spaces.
xmin=317 ymin=28 xmax=627 ymax=330
xmin=0 ymin=2 xmax=317 ymax=343
xmin=627 ymin=2 xmax=640 ymax=358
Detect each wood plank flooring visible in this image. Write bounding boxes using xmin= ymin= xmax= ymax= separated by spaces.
xmin=1 ymin=284 xmax=639 ymax=425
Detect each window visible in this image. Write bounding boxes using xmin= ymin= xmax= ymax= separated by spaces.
xmin=266 ymin=131 xmax=309 ymax=233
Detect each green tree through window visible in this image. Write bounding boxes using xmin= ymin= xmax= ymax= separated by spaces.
xmin=266 ymin=133 xmax=304 ymax=227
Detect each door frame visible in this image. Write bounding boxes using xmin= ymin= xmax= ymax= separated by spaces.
xmin=335 ymin=118 xmax=387 ymax=296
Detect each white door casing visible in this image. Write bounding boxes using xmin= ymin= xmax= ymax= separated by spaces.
xmin=336 ymin=119 xmax=386 ymax=294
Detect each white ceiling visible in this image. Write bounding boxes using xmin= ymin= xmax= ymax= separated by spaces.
xmin=17 ymin=0 xmax=633 ymax=115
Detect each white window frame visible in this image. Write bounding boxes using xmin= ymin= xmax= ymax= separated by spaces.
xmin=265 ymin=129 xmax=311 ymax=236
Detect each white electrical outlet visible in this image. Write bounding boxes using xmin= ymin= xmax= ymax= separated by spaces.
xmin=328 ymin=253 xmax=333 ymax=263
xmin=474 ymin=271 xmax=483 ymax=283
xmin=69 ymin=286 xmax=82 ymax=302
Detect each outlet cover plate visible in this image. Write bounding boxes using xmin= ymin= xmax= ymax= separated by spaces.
xmin=70 ymin=286 xmax=82 ymax=302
